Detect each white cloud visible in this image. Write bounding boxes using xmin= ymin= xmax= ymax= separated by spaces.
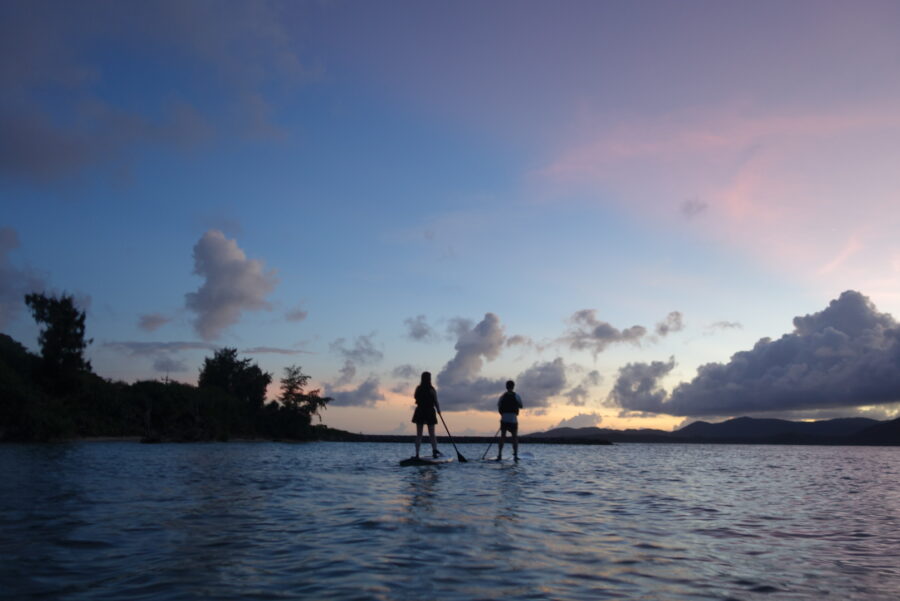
xmin=554 ymin=412 xmax=604 ymax=429
xmin=184 ymin=230 xmax=278 ymax=340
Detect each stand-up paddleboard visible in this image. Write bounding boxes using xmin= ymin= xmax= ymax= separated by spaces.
xmin=399 ymin=455 xmax=455 ymax=466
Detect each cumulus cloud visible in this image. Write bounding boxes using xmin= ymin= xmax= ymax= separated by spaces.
xmin=404 ymin=314 xmax=436 ymax=341
xmin=515 ymin=358 xmax=568 ymax=409
xmin=334 ymin=359 xmax=357 ymax=387
xmin=330 ymin=333 xmax=383 ymax=364
xmin=554 ymin=412 xmax=604 ymax=429
xmin=184 ymin=230 xmax=278 ymax=340
xmin=564 ymin=370 xmax=603 ymax=406
xmin=138 ymin=313 xmax=171 ymax=332
xmin=564 ymin=309 xmax=647 ymax=355
xmin=329 ymin=376 xmax=385 ymax=407
xmin=655 ymin=311 xmax=684 ymax=337
xmin=436 ymin=313 xmax=507 ymax=410
xmin=0 ymin=227 xmax=45 ymax=327
xmin=610 ymin=291 xmax=900 ymax=417
xmin=608 ymin=357 xmax=676 ymax=414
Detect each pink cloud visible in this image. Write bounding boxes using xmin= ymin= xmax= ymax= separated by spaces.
xmin=538 ymin=104 xmax=900 ymax=303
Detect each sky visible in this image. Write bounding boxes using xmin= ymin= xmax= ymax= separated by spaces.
xmin=3 ymin=0 xmax=900 ymax=435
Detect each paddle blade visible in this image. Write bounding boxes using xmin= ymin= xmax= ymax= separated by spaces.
xmin=457 ymin=452 xmax=468 ymax=463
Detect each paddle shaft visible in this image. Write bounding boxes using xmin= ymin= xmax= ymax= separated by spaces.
xmin=438 ymin=412 xmax=467 ymax=462
xmin=481 ymin=428 xmax=501 ymax=460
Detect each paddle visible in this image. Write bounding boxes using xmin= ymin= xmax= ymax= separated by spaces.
xmin=438 ymin=411 xmax=467 ymax=462
xmin=481 ymin=428 xmax=501 ymax=460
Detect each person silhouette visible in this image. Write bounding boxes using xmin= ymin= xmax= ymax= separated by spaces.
xmin=497 ymin=380 xmax=523 ymax=460
xmin=412 ymin=371 xmax=442 ymax=458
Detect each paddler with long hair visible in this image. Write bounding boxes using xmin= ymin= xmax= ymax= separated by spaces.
xmin=412 ymin=371 xmax=442 ymax=459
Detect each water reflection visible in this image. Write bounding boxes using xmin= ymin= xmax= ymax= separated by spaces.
xmin=493 ymin=462 xmax=524 ymax=527
xmin=403 ymin=466 xmax=441 ymax=512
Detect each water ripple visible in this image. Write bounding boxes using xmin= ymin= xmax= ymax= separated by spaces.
xmin=2 ymin=442 xmax=900 ymax=600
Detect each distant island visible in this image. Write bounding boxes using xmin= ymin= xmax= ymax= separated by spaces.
xmin=523 ymin=415 xmax=900 ymax=445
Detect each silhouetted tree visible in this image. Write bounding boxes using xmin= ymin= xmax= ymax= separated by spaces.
xmin=24 ymin=293 xmax=92 ymax=392
xmin=198 ymin=348 xmax=271 ymax=435
xmin=279 ymin=364 xmax=331 ymax=423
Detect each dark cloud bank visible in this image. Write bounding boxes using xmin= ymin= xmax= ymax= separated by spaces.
xmin=1 ymin=1 xmax=307 ymax=182
xmin=610 ymin=291 xmax=900 ymax=417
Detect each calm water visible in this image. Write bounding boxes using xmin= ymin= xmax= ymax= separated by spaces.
xmin=1 ymin=442 xmax=899 ymax=601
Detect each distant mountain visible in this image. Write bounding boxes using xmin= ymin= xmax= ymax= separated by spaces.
xmin=523 ymin=426 xmax=672 ymax=443
xmin=526 ymin=427 xmax=610 ymax=438
xmin=525 ymin=416 xmax=890 ymax=444
xmin=675 ymin=416 xmax=879 ymax=440
xmin=849 ymin=417 xmax=900 ymax=444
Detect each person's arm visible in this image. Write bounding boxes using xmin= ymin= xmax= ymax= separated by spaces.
xmin=517 ymin=393 xmax=523 ymax=409
xmin=434 ymin=390 xmax=441 ymax=414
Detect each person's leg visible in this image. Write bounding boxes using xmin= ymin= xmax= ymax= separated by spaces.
xmin=415 ymin=423 xmax=423 ymax=457
xmin=512 ymin=423 xmax=519 ymax=459
xmin=427 ymin=423 xmax=438 ymax=455
xmin=498 ymin=424 xmax=506 ymax=459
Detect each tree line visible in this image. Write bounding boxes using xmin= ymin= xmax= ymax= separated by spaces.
xmin=0 ymin=293 xmax=337 ymax=442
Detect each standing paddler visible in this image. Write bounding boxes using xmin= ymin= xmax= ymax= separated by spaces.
xmin=497 ymin=380 xmax=523 ymax=460
xmin=411 ymin=371 xmax=442 ymax=459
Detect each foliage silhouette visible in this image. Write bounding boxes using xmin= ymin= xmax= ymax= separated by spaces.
xmin=198 ymin=347 xmax=271 ymax=437
xmin=0 ymin=297 xmax=343 ymax=442
xmin=24 ymin=292 xmax=93 ymax=399
xmin=260 ymin=365 xmax=333 ymax=440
